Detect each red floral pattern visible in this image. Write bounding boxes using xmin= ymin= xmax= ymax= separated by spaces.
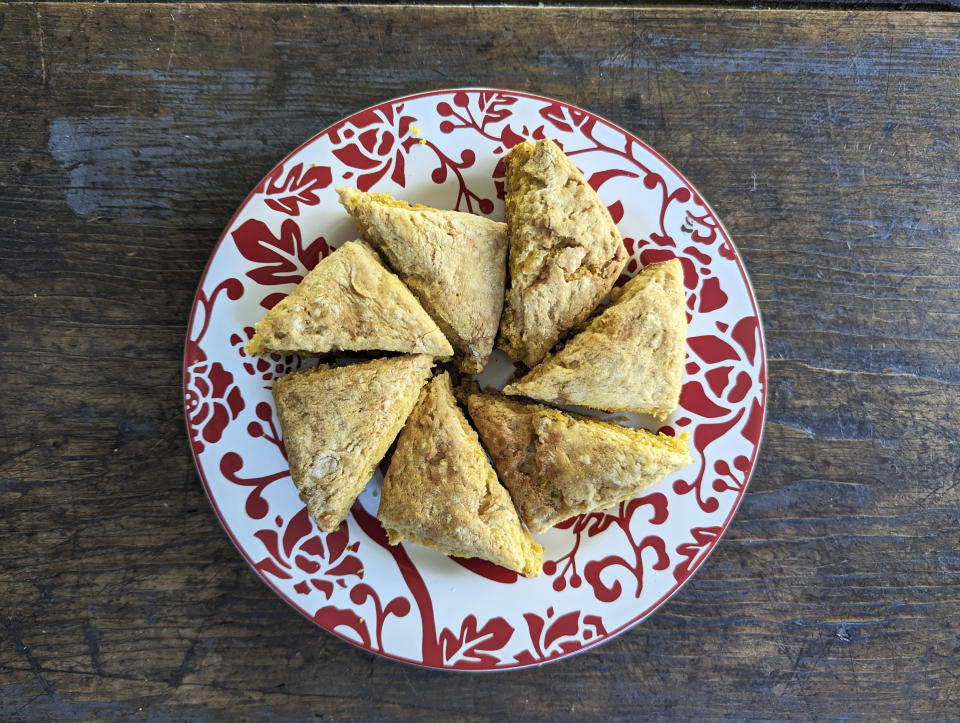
xmin=439 ymin=615 xmax=516 ymax=669
xmin=219 ymin=451 xmax=290 ymax=520
xmin=231 ymin=327 xmax=304 ymax=387
xmin=184 ymin=278 xmax=245 ymax=453
xmin=673 ymin=526 xmax=724 ymax=584
xmin=253 ymin=507 xmax=365 ymax=599
xmin=184 ymin=89 xmax=767 ymax=670
xmin=544 ymin=494 xmax=670 ymax=598
xmin=245 ymin=401 xmax=284 ymax=452
xmin=329 ymin=103 xmax=420 ymax=191
xmin=231 ymin=217 xmax=329 ymax=310
xmin=437 ymin=91 xmax=519 ymax=147
xmin=254 ymin=161 xmax=333 ymax=216
xmin=422 ymin=140 xmax=492 ymax=214
xmin=185 ymin=361 xmax=245 ymax=454
xmin=514 ymin=609 xmax=609 ymax=666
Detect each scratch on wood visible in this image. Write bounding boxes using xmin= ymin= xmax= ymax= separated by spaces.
xmin=169 ymin=638 xmax=198 ymax=688
xmin=636 ymin=31 xmax=668 ymax=131
xmin=2 ymin=617 xmax=56 ymax=700
xmin=82 ymin=618 xmax=104 ymax=677
xmin=34 ymin=4 xmax=46 ymax=86
xmin=166 ymin=8 xmax=181 ymax=74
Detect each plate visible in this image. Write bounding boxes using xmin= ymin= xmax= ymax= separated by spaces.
xmin=183 ymin=89 xmax=766 ymax=670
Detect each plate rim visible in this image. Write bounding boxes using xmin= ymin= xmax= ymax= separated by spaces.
xmin=182 ymin=87 xmax=768 ymax=671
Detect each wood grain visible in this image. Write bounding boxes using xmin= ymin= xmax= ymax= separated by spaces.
xmin=31 ymin=0 xmax=960 ymax=10
xmin=1 ymin=3 xmax=959 ymax=719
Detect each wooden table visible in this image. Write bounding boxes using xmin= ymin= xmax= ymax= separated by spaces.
xmin=2 ymin=3 xmax=959 ymax=719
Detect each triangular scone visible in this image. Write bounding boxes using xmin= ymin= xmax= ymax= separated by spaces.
xmin=498 ymin=138 xmax=629 ymax=368
xmin=378 ymin=373 xmax=543 ymax=577
xmin=466 ymin=391 xmax=565 ymax=534
xmin=468 ymin=391 xmax=691 ymax=533
xmin=531 ymin=408 xmax=692 ymax=515
xmin=337 ymin=187 xmax=507 ymax=373
xmin=273 ymin=354 xmax=434 ymax=532
xmin=504 ymin=258 xmax=687 ymax=420
xmin=245 ymin=240 xmax=452 ymax=358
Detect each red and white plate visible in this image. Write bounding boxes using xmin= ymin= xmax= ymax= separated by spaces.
xmin=184 ymin=89 xmax=767 ymax=670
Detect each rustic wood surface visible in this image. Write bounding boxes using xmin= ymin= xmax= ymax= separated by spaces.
xmin=2 ymin=3 xmax=959 ymax=719
xmin=35 ymin=0 xmax=960 ymax=10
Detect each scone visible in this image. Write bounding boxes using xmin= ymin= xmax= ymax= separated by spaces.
xmin=466 ymin=391 xmax=562 ymax=535
xmin=337 ymin=187 xmax=507 ymax=374
xmin=467 ymin=390 xmax=692 ymax=534
xmin=498 ymin=138 xmax=628 ymax=367
xmin=531 ymin=408 xmax=692 ymax=520
xmin=246 ymin=240 xmax=452 ymax=358
xmin=504 ymin=258 xmax=687 ymax=420
xmin=378 ymin=373 xmax=543 ymax=577
xmin=272 ymin=354 xmax=434 ymax=532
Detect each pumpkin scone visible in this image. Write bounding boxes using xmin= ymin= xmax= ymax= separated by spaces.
xmin=378 ymin=373 xmax=543 ymax=577
xmin=467 ymin=391 xmax=691 ymax=533
xmin=337 ymin=187 xmax=507 ymax=373
xmin=272 ymin=354 xmax=434 ymax=532
xmin=498 ymin=138 xmax=628 ymax=368
xmin=245 ymin=240 xmax=452 ymax=359
xmin=531 ymin=408 xmax=692 ymax=519
xmin=465 ymin=391 xmax=563 ymax=534
xmin=504 ymin=258 xmax=687 ymax=420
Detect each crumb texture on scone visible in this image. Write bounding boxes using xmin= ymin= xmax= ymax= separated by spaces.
xmin=272 ymin=354 xmax=434 ymax=532
xmin=377 ymin=373 xmax=543 ymax=577
xmin=503 ymin=257 xmax=687 ymax=419
xmin=245 ymin=240 xmax=452 ymax=358
xmin=466 ymin=391 xmax=564 ymax=535
xmin=468 ymin=391 xmax=691 ymax=533
xmin=498 ymin=138 xmax=628 ymax=368
xmin=531 ymin=408 xmax=692 ymax=517
xmin=337 ymin=187 xmax=507 ymax=374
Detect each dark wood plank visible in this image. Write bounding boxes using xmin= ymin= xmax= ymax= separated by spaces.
xmin=1 ymin=3 xmax=959 ymax=719
xmin=29 ymin=0 xmax=960 ymax=10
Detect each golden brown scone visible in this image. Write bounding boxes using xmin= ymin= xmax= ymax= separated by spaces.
xmin=273 ymin=354 xmax=434 ymax=532
xmin=503 ymin=258 xmax=687 ymax=420
xmin=468 ymin=391 xmax=691 ymax=532
xmin=337 ymin=187 xmax=507 ymax=373
xmin=498 ymin=139 xmax=628 ymax=368
xmin=531 ymin=408 xmax=692 ymax=517
xmin=246 ymin=240 xmax=452 ymax=359
xmin=466 ymin=391 xmax=563 ymax=534
xmin=378 ymin=373 xmax=543 ymax=577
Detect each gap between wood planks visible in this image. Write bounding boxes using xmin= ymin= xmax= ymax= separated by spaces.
xmin=287 ymin=0 xmax=960 ymax=11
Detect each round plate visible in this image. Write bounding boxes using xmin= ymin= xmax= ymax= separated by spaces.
xmin=184 ymin=89 xmax=767 ymax=670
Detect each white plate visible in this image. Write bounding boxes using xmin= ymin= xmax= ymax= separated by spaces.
xmin=184 ymin=89 xmax=767 ymax=670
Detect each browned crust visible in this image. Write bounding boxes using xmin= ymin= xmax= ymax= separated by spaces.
xmin=498 ymin=138 xmax=628 ymax=367
xmin=378 ymin=373 xmax=543 ymax=576
xmin=467 ymin=390 xmax=691 ymax=533
xmin=338 ymin=187 xmax=507 ymax=373
xmin=504 ymin=258 xmax=687 ymax=419
xmin=272 ymin=354 xmax=434 ymax=532
xmin=246 ymin=240 xmax=452 ymax=359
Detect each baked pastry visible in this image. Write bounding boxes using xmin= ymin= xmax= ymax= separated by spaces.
xmin=467 ymin=390 xmax=691 ymax=533
xmin=498 ymin=138 xmax=628 ymax=368
xmin=245 ymin=240 xmax=452 ymax=358
xmin=532 ymin=407 xmax=691 ymax=518
xmin=466 ymin=391 xmax=561 ymax=534
xmin=378 ymin=373 xmax=543 ymax=577
xmin=272 ymin=354 xmax=434 ymax=532
xmin=504 ymin=258 xmax=686 ymax=420
xmin=337 ymin=187 xmax=507 ymax=373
